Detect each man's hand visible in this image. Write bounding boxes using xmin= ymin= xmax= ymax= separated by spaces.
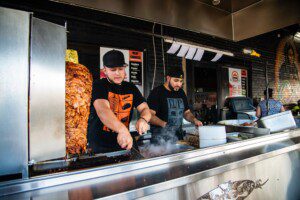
xmin=161 ymin=121 xmax=167 ymax=128
xmin=136 ymin=118 xmax=149 ymax=135
xmin=193 ymin=118 xmax=203 ymax=127
xmin=117 ymin=127 xmax=133 ymax=150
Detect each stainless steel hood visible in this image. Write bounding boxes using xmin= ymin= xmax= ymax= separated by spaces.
xmin=232 ymin=0 xmax=300 ymax=41
xmin=53 ymin=0 xmax=300 ymax=41
xmin=52 ymin=0 xmax=233 ymax=40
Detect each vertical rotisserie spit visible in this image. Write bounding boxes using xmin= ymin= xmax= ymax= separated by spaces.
xmin=65 ymin=61 xmax=93 ymax=155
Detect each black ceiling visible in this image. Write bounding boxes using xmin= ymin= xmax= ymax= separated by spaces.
xmin=197 ymin=0 xmax=261 ymax=13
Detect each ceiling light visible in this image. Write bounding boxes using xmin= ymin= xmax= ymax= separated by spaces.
xmin=166 ymin=42 xmax=181 ymax=54
xmin=165 ymin=38 xmax=234 ymax=57
xmin=185 ymin=47 xmax=197 ymax=59
xmin=193 ymin=49 xmax=205 ymax=61
xmin=177 ymin=45 xmax=189 ymax=57
xmin=294 ymin=32 xmax=300 ymax=39
xmin=242 ymin=48 xmax=260 ymax=57
xmin=165 ymin=38 xmax=233 ymax=62
xmin=212 ymin=0 xmax=221 ymax=6
xmin=211 ymin=53 xmax=223 ymax=62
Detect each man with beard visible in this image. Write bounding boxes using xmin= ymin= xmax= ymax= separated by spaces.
xmin=147 ymin=68 xmax=202 ymax=144
xmin=87 ymin=50 xmax=151 ymax=153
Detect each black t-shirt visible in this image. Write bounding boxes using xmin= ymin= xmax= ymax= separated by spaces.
xmin=147 ymin=85 xmax=189 ymax=128
xmin=87 ymin=78 xmax=145 ymax=151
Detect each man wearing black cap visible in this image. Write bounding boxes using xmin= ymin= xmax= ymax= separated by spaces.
xmin=147 ymin=68 xmax=202 ymax=144
xmin=87 ymin=50 xmax=151 ymax=153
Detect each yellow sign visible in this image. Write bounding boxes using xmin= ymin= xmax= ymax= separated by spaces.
xmin=65 ymin=49 xmax=79 ymax=64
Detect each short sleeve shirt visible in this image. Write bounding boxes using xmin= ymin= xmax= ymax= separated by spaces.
xmin=87 ymin=79 xmax=145 ymax=149
xmin=147 ymin=85 xmax=189 ymax=128
xmin=258 ymin=99 xmax=282 ymax=117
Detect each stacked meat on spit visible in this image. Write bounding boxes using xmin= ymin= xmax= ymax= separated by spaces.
xmin=65 ymin=61 xmax=93 ymax=155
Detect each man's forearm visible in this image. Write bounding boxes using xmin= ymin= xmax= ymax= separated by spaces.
xmin=149 ymin=115 xmax=166 ymax=127
xmin=139 ymin=107 xmax=151 ymax=122
xmin=96 ymin=106 xmax=127 ymax=133
xmin=184 ymin=110 xmax=196 ymax=123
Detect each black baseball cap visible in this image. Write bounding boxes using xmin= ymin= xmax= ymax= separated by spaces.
xmin=103 ymin=50 xmax=128 ymax=68
xmin=167 ymin=67 xmax=184 ymax=79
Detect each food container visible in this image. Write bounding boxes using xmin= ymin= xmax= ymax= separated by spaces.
xmin=217 ymin=119 xmax=253 ymax=126
xmin=257 ymin=111 xmax=297 ymax=133
xmin=198 ymin=126 xmax=227 ymax=148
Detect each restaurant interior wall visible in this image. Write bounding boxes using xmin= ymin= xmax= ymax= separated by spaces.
xmin=240 ymin=25 xmax=300 ymax=107
xmin=1 ymin=0 xmax=298 ymax=107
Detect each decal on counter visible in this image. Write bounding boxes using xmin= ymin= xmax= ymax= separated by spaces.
xmin=198 ymin=179 xmax=268 ymax=200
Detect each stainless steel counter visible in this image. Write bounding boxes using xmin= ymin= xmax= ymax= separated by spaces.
xmin=1 ymin=129 xmax=300 ymax=199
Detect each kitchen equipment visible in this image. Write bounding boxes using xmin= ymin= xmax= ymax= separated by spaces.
xmin=257 ymin=111 xmax=297 ymax=133
xmin=29 ymin=149 xmax=144 ymax=176
xmin=198 ymin=126 xmax=227 ymax=148
xmin=0 ymin=7 xmax=30 ymax=179
xmin=222 ymin=97 xmax=256 ymax=120
xmin=139 ymin=143 xmax=195 ymax=158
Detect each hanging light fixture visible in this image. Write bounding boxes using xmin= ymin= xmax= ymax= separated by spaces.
xmin=212 ymin=0 xmax=221 ymax=6
xmin=185 ymin=47 xmax=197 ymax=59
xmin=165 ymin=38 xmax=233 ymax=62
xmin=166 ymin=42 xmax=181 ymax=54
xmin=211 ymin=53 xmax=223 ymax=62
xmin=193 ymin=48 xmax=205 ymax=61
xmin=177 ymin=44 xmax=189 ymax=57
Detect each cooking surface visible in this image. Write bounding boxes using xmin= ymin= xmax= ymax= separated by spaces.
xmin=29 ymin=143 xmax=195 ymax=176
xmin=139 ymin=143 xmax=195 ymax=158
xmin=29 ymin=150 xmax=139 ymax=177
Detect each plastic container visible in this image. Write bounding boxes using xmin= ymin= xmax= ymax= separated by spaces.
xmin=257 ymin=110 xmax=296 ymax=133
xmin=198 ymin=126 xmax=226 ymax=148
xmin=200 ymin=139 xmax=227 ymax=148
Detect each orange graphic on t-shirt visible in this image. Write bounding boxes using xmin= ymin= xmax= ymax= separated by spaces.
xmin=103 ymin=92 xmax=133 ymax=132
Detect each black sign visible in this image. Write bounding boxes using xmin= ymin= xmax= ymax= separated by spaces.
xmin=129 ymin=61 xmax=142 ymax=85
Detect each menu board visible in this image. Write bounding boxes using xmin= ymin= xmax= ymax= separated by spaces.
xmin=241 ymin=69 xmax=248 ymax=96
xmin=129 ymin=50 xmax=142 ymax=85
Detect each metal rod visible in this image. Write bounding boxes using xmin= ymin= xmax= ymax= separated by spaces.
xmin=265 ymin=61 xmax=269 ymax=116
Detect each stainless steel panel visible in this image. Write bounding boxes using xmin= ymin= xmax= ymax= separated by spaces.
xmin=0 ymin=130 xmax=299 ymax=199
xmin=30 ymin=17 xmax=66 ymax=162
xmin=197 ymin=0 xmax=261 ymax=13
xmin=53 ymin=0 xmax=299 ymax=41
xmin=138 ymin=150 xmax=300 ymax=200
xmin=233 ymin=0 xmax=300 ymax=41
xmin=53 ymin=0 xmax=233 ymax=40
xmin=0 ymin=7 xmax=30 ymax=178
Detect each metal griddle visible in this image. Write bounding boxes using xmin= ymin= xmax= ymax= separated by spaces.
xmin=29 ymin=148 xmax=144 ymax=176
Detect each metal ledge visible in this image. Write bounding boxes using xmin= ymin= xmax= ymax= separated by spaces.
xmin=1 ymin=129 xmax=300 ymax=199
